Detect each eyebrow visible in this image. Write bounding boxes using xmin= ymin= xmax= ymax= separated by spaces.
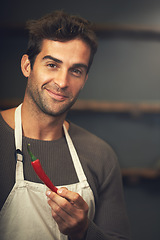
xmin=42 ymin=55 xmax=62 ymax=63
xmin=42 ymin=55 xmax=88 ymax=71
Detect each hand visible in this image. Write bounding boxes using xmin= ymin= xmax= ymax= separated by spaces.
xmin=46 ymin=187 xmax=89 ymax=240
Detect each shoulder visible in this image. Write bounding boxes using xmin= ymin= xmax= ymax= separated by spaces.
xmin=0 ymin=108 xmax=16 ymax=129
xmin=69 ymin=122 xmax=116 ymax=156
xmin=69 ymin=122 xmax=118 ymax=171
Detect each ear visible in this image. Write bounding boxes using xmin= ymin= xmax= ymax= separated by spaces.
xmin=21 ymin=54 xmax=31 ymax=77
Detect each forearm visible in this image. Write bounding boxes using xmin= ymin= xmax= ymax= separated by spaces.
xmin=68 ymin=219 xmax=130 ymax=240
xmin=85 ymin=220 xmax=130 ymax=240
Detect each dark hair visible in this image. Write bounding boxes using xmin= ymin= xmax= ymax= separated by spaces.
xmin=26 ymin=10 xmax=98 ymax=73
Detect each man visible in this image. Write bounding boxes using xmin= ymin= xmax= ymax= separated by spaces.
xmin=0 ymin=11 xmax=130 ymax=240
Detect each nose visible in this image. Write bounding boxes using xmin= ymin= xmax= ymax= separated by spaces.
xmin=54 ymin=68 xmax=69 ymax=89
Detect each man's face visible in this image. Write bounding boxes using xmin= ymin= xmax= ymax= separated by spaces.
xmin=24 ymin=39 xmax=90 ymax=116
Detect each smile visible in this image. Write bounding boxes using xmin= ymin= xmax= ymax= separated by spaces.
xmin=45 ymin=88 xmax=68 ymax=101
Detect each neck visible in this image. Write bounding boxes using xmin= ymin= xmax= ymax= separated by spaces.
xmin=21 ymin=101 xmax=68 ymax=141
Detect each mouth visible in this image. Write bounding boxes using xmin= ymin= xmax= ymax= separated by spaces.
xmin=45 ymin=88 xmax=68 ymax=101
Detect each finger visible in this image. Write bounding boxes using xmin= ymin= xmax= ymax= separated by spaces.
xmin=47 ymin=194 xmax=78 ymax=234
xmin=46 ymin=190 xmax=72 ymax=210
xmin=46 ymin=191 xmax=74 ymax=218
xmin=48 ymin=198 xmax=72 ymax=220
xmin=57 ymin=188 xmax=88 ymax=210
xmin=49 ymin=203 xmax=73 ymax=235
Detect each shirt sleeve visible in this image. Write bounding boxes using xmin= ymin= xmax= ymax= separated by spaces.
xmin=86 ymin=156 xmax=131 ymax=240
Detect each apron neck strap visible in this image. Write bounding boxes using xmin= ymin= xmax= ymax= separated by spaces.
xmin=14 ymin=104 xmax=23 ymax=161
xmin=63 ymin=125 xmax=87 ymax=183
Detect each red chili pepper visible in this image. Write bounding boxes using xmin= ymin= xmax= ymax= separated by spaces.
xmin=27 ymin=144 xmax=58 ymax=193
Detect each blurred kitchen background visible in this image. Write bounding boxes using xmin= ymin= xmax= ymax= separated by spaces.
xmin=1 ymin=1 xmax=160 ymax=239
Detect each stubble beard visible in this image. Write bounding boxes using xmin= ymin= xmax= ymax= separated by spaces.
xmin=26 ymin=81 xmax=80 ymax=117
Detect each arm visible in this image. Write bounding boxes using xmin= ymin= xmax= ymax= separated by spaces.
xmin=86 ymin=159 xmax=131 ymax=240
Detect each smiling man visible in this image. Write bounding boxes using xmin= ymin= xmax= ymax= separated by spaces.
xmin=0 ymin=11 xmax=130 ymax=240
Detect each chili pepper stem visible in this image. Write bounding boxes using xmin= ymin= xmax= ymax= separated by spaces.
xmin=27 ymin=144 xmax=37 ymax=162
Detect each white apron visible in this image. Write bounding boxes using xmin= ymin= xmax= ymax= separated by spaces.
xmin=0 ymin=104 xmax=95 ymax=240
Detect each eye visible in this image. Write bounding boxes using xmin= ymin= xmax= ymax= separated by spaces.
xmin=47 ymin=63 xmax=57 ymax=68
xmin=71 ymin=68 xmax=82 ymax=77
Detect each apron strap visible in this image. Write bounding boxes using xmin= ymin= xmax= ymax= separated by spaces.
xmin=14 ymin=104 xmax=24 ymax=182
xmin=15 ymin=104 xmax=23 ymax=161
xmin=63 ymin=124 xmax=87 ymax=185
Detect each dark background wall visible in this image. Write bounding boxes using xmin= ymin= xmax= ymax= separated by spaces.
xmin=1 ymin=1 xmax=160 ymax=239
